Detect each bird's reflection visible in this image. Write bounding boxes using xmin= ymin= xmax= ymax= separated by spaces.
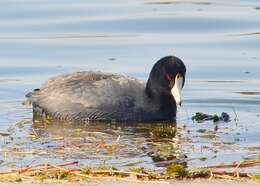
xmin=32 ymin=117 xmax=187 ymax=168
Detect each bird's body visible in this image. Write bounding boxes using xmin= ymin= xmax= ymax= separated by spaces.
xmin=25 ymin=56 xmax=186 ymax=123
xmin=28 ymin=72 xmax=159 ymax=122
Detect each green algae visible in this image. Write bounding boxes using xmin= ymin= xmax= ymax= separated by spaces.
xmin=252 ymin=174 xmax=260 ymax=182
xmin=192 ymin=112 xmax=230 ymax=123
xmin=166 ymin=163 xmax=188 ymax=178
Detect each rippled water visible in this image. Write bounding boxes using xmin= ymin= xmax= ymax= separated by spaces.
xmin=0 ymin=0 xmax=260 ymax=172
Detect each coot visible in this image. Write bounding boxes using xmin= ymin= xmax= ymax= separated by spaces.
xmin=25 ymin=56 xmax=186 ymax=122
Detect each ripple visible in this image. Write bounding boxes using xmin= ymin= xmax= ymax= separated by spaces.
xmin=206 ymin=80 xmax=246 ymax=83
xmin=185 ymin=98 xmax=260 ymax=105
xmin=0 ymin=33 xmax=140 ymax=40
xmin=235 ymin=91 xmax=260 ymax=95
xmin=144 ymin=1 xmax=212 ymax=5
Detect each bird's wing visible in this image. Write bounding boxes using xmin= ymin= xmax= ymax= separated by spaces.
xmin=27 ymin=72 xmax=149 ymax=120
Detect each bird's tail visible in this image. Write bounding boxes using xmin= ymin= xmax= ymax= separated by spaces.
xmin=22 ymin=89 xmax=40 ymax=106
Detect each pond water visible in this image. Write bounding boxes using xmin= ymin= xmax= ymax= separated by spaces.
xmin=0 ymin=0 xmax=260 ymax=173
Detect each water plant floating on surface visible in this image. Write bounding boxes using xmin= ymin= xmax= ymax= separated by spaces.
xmin=192 ymin=112 xmax=230 ymax=123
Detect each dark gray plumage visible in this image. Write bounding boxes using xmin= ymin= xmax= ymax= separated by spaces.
xmin=25 ymin=56 xmax=186 ymax=122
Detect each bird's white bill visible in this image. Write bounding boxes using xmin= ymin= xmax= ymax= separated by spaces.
xmin=171 ymin=74 xmax=183 ymax=107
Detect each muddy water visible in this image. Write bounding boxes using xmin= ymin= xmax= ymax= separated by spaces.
xmin=0 ymin=0 xmax=260 ymax=172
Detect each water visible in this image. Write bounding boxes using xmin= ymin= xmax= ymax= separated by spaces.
xmin=0 ymin=0 xmax=260 ymax=172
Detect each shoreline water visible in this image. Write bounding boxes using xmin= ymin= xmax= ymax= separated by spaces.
xmin=0 ymin=0 xmax=260 ymax=183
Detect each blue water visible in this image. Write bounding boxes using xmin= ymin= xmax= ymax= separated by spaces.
xmin=0 ymin=0 xmax=260 ymax=172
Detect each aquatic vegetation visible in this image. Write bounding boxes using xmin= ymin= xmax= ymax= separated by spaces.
xmin=0 ymin=118 xmax=260 ymax=183
xmin=192 ymin=112 xmax=230 ymax=123
xmin=166 ymin=163 xmax=188 ymax=178
xmin=199 ymin=133 xmax=218 ymax=139
xmin=0 ymin=113 xmax=259 ymax=183
xmin=252 ymin=174 xmax=260 ymax=182
xmin=129 ymin=167 xmax=145 ymax=173
xmin=199 ymin=157 xmax=207 ymax=161
xmin=196 ymin=129 xmax=218 ymax=139
xmin=15 ymin=120 xmax=26 ymax=128
xmin=150 ymin=124 xmax=177 ymax=141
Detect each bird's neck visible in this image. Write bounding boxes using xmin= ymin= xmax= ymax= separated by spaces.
xmin=158 ymin=94 xmax=176 ymax=112
xmin=145 ymin=83 xmax=176 ymax=115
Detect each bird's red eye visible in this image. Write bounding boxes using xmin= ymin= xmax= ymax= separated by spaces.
xmin=165 ymin=74 xmax=173 ymax=81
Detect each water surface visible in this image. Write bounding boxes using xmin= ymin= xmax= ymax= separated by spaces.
xmin=0 ymin=0 xmax=260 ymax=173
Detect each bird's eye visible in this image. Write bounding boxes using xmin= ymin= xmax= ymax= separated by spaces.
xmin=165 ymin=74 xmax=173 ymax=81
